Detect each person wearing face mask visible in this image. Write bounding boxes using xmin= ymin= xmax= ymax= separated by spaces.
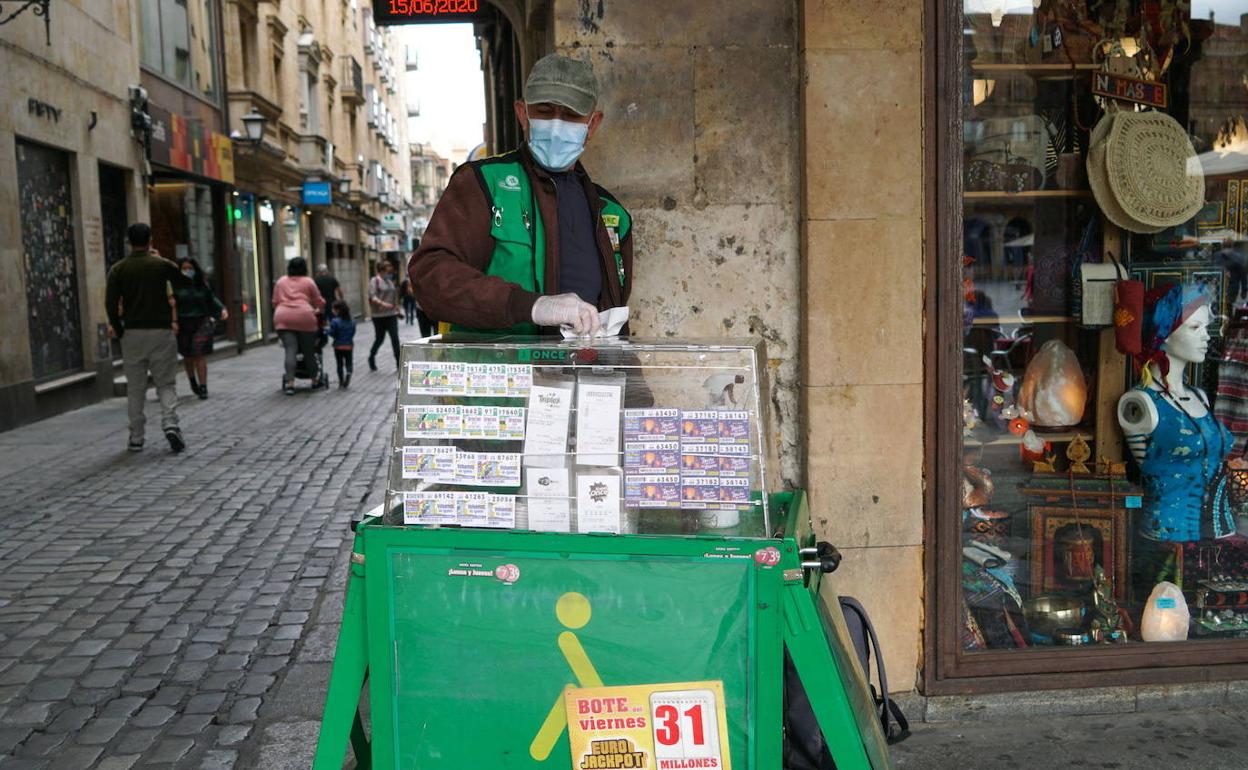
xmin=173 ymin=257 xmax=228 ymax=400
xmin=408 ymin=53 xmax=632 ymax=337
xmin=367 ymin=259 xmax=403 ymax=370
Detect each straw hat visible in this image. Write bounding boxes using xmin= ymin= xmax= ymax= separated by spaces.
xmin=1086 ymin=112 xmax=1166 ymax=234
xmin=1105 ymin=111 xmax=1204 ymax=229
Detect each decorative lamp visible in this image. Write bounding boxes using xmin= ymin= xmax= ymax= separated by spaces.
xmin=241 ymin=111 xmax=267 ymax=144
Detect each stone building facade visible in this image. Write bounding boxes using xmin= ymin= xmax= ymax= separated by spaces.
xmin=222 ymin=0 xmax=413 ymax=322
xmin=475 ymin=0 xmax=926 ymax=693
xmin=0 ymin=2 xmax=148 ymax=431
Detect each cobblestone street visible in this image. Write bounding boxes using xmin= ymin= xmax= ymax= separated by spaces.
xmin=0 ymin=322 xmax=420 ymax=769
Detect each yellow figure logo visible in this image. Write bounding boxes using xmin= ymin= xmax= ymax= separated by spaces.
xmin=529 ymin=592 xmax=604 ymax=761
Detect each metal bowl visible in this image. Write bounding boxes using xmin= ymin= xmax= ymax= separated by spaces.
xmin=1023 ymin=595 xmax=1086 ymax=638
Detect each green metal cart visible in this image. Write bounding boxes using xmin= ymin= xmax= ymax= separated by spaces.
xmin=313 ymin=337 xmax=894 ymax=769
xmin=313 ymin=490 xmax=892 ymax=769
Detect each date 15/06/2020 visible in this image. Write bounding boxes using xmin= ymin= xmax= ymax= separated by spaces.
xmin=388 ymin=0 xmax=478 ymax=15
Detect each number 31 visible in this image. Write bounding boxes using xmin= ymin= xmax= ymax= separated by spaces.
xmin=654 ymin=704 xmax=706 ymax=746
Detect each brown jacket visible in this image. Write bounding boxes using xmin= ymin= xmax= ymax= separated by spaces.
xmin=407 ymin=146 xmax=633 ymax=330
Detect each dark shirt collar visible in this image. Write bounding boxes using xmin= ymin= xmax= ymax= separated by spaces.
xmin=521 ymin=144 xmax=587 ymax=182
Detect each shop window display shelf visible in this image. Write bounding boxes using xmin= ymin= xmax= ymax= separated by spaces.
xmin=964 ymin=190 xmax=1093 ymax=200
xmin=971 ymin=315 xmax=1076 ymax=326
xmin=970 ymin=62 xmax=1100 ymax=80
xmin=972 ymin=430 xmax=1084 ymax=447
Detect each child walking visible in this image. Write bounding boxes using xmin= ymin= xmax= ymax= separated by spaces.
xmin=328 ymin=300 xmax=357 ymax=388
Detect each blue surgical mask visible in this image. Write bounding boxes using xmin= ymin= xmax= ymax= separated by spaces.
xmin=527 ymin=118 xmax=589 ymax=171
xmin=182 ymin=269 xmax=195 ymax=278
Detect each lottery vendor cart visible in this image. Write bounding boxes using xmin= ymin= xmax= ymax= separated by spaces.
xmin=313 ymin=336 xmax=895 ymax=770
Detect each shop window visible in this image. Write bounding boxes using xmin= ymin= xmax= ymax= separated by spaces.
xmin=150 ymin=181 xmax=219 ymax=289
xmin=138 ymin=0 xmax=220 ymax=101
xmin=232 ymin=194 xmax=264 ymax=343
xmin=947 ymin=0 xmax=1248 ymax=675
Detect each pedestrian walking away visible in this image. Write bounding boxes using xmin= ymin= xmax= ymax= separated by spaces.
xmin=173 ymin=257 xmax=228 ymax=400
xmin=368 ymin=259 xmax=402 ymax=370
xmin=328 ymin=300 xmax=357 ymax=388
xmin=273 ymin=256 xmax=326 ymax=395
xmin=314 ymin=263 xmax=344 ymax=310
xmin=409 ymin=53 xmax=632 ymax=338
xmin=105 ymin=222 xmax=191 ymax=453
xmin=400 ymin=275 xmax=417 ymax=326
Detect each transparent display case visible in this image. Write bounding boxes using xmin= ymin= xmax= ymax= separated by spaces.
xmin=383 ymin=336 xmax=775 ymax=538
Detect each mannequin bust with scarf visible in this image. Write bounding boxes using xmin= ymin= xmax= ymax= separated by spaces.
xmin=1117 ymin=286 xmax=1234 ymax=541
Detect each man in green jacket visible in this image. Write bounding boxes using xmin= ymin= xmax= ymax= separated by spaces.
xmin=105 ymin=223 xmax=191 ymax=453
xmin=408 ymin=53 xmax=633 ymax=336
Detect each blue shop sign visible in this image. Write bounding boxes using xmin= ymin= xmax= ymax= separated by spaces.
xmin=303 ymin=181 xmax=332 ymax=206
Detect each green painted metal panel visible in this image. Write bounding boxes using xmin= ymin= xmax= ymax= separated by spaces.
xmin=317 ymin=492 xmax=894 ymax=770
xmin=364 ymin=538 xmax=774 ymax=769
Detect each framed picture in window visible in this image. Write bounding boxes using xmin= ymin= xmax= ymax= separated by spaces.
xmin=1029 ymin=505 xmax=1131 ymax=600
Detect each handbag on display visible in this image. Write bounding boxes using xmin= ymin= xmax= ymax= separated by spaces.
xmin=964 ymin=152 xmax=1044 ymax=193
xmin=966 ymin=116 xmax=1050 ymax=192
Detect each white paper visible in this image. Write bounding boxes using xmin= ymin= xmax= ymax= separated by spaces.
xmin=461 ymin=406 xmax=497 ymax=439
xmin=576 ymin=472 xmax=622 ymax=534
xmin=487 ymin=495 xmax=517 ymax=529
xmin=454 ymin=452 xmax=522 ymax=488
xmin=456 ymin=491 xmax=491 ymax=527
xmin=1079 ymin=263 xmax=1120 ymax=327
xmin=526 ymin=467 xmax=571 ymax=532
xmin=575 ymin=382 xmax=622 ymax=466
xmin=464 ymin=364 xmax=495 ymax=396
xmin=496 ymin=407 xmax=527 ymax=441
xmin=560 ymin=306 xmax=630 ymax=339
xmin=506 ymin=365 xmax=534 ymax=396
xmin=523 ymin=384 xmax=573 ymax=467
xmin=400 ymin=445 xmax=456 ymax=481
xmin=403 ymin=492 xmax=458 ymax=525
xmin=407 ymin=361 xmax=466 ymax=395
xmin=404 ymin=405 xmax=462 ymax=439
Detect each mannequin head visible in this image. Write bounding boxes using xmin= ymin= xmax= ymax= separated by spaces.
xmin=1162 ymin=303 xmax=1212 ymax=366
xmin=1138 ymin=285 xmax=1214 ymax=387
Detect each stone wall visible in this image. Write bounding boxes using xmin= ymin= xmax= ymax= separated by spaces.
xmin=0 ymin=2 xmax=145 ymax=425
xmin=802 ymin=0 xmax=927 ymax=691
xmin=550 ymin=0 xmax=804 ymax=486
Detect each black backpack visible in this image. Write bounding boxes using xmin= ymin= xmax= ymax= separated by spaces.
xmin=782 ymin=597 xmax=910 ymax=770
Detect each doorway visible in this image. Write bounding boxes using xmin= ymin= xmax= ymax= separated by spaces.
xmin=17 ymin=139 xmax=83 ymax=380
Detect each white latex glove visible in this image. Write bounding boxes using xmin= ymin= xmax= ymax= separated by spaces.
xmin=531 ymin=293 xmax=601 ymax=337
xmin=561 ymin=306 xmax=630 ymax=340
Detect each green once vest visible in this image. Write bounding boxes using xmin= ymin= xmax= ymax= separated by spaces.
xmin=457 ymin=156 xmax=631 ymax=335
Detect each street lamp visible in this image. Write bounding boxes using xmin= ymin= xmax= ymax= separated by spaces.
xmin=337 ymin=177 xmax=351 ymax=195
xmin=240 ymin=111 xmax=267 ymax=145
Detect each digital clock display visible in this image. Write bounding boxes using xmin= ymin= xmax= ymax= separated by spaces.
xmin=375 ymin=0 xmax=483 ymax=24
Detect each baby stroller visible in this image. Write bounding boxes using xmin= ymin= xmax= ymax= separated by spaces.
xmin=283 ymin=327 xmax=330 ymax=393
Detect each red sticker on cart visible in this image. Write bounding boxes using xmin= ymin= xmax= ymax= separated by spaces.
xmin=753 ymin=547 xmax=781 ymax=567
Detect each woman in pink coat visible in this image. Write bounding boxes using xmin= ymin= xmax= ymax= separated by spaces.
xmin=272 ymin=257 xmax=325 ymax=394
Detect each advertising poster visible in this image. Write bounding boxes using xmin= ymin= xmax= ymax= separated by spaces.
xmin=564 ymin=681 xmax=731 ymax=770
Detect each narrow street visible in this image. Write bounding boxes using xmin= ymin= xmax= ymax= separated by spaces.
xmin=0 ymin=322 xmax=421 ymax=769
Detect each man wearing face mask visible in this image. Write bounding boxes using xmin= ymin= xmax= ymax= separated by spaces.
xmin=408 ymin=53 xmax=632 ymax=337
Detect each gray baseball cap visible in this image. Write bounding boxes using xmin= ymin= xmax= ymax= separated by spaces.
xmin=523 ymin=54 xmax=599 ymax=116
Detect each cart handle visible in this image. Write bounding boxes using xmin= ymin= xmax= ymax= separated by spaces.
xmin=799 ymin=541 xmax=842 ymax=574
